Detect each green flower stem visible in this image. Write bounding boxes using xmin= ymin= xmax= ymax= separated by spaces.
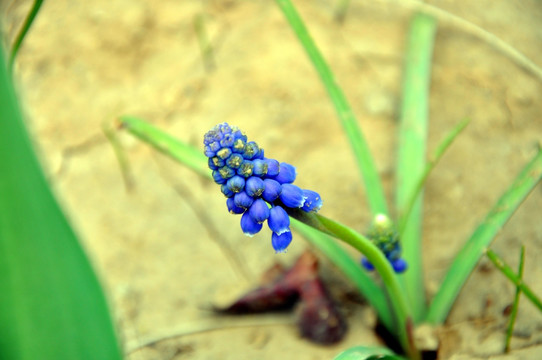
xmin=292 ymin=220 xmax=393 ymax=330
xmin=9 ymin=0 xmax=44 ymax=72
xmin=396 ymin=12 xmax=437 ymax=322
xmin=486 ymin=248 xmax=542 ymax=313
xmin=275 ymin=0 xmax=389 ymax=216
xmin=288 ymin=209 xmax=419 ymax=360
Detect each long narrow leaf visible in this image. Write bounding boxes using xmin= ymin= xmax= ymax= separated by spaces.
xmin=0 ymin=44 xmax=122 ymax=360
xmin=118 ymin=115 xmax=209 ymax=178
xmin=274 ymin=0 xmax=389 ymax=216
xmin=486 ymin=248 xmax=542 ymax=313
xmin=426 ymin=148 xmax=542 ymax=324
xmin=505 ymin=246 xmax=525 ymax=352
xmin=395 ymin=13 xmax=437 ymax=322
xmin=9 ymin=0 xmax=45 ymax=72
xmin=399 ymin=118 xmax=469 ymax=233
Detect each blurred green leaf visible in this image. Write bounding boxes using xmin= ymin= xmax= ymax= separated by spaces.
xmin=275 ymin=0 xmax=389 ymax=216
xmin=0 ymin=45 xmax=122 ymax=359
xmin=334 ymin=345 xmax=406 ymax=360
xmin=426 ymin=147 xmax=542 ymax=324
xmin=9 ymin=0 xmax=45 ymax=72
xmin=395 ymin=12 xmax=437 ymax=323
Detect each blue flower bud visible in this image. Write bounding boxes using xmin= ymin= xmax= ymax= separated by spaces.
xmin=265 ymin=159 xmax=280 ymax=177
xmin=301 ymin=189 xmax=322 ymax=212
xmin=227 ymin=197 xmax=245 ymax=214
xmin=208 ymin=156 xmax=225 ymax=170
xmin=256 ymin=148 xmax=265 ymax=160
xmin=272 ymin=230 xmax=293 ymax=253
xmin=268 ymin=205 xmax=290 ymax=235
xmin=220 ymin=133 xmax=235 ymax=147
xmin=204 ymin=146 xmax=215 ymax=158
xmin=221 ymin=184 xmax=234 ymax=198
xmin=226 ymin=153 xmax=244 ymax=169
xmin=248 ymin=199 xmax=270 ymax=223
xmin=274 ymin=162 xmax=297 ymax=184
xmin=209 ymin=141 xmax=221 ymax=153
xmin=246 ymin=176 xmax=265 ymax=197
xmin=241 ymin=211 xmax=263 ymax=236
xmin=238 ymin=160 xmax=254 ymax=178
xmin=232 ymin=138 xmax=246 ymax=153
xmin=243 ymin=141 xmax=260 ymax=160
xmin=219 ymin=166 xmax=235 ymax=180
xmin=391 ymin=258 xmax=407 ymax=273
xmin=279 ymin=184 xmax=305 ymax=208
xmin=226 ymin=175 xmax=245 ymax=193
xmin=252 ymin=159 xmax=268 ymax=176
xmin=234 ymin=191 xmax=254 ymax=209
xmin=212 ymin=170 xmax=226 ymax=184
xmin=216 ymin=147 xmax=232 ymax=160
xmin=262 ymin=179 xmax=282 ymax=202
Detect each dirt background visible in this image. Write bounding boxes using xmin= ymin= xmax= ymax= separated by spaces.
xmin=2 ymin=0 xmax=542 ymax=359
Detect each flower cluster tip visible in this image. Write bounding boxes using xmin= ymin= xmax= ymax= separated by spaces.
xmin=204 ymin=123 xmax=322 ymax=253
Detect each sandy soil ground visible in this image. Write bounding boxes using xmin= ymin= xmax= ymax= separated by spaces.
xmin=2 ymin=0 xmax=542 ymax=359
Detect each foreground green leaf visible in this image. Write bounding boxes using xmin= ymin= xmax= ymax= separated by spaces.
xmin=334 ymin=345 xmax=406 ymax=360
xmin=0 ymin=45 xmax=122 ymax=359
xmin=427 ymin=148 xmax=542 ymax=324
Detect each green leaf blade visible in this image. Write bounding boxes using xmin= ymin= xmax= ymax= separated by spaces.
xmin=396 ymin=12 xmax=437 ymax=323
xmin=427 ymin=148 xmax=542 ymax=324
xmin=274 ymin=0 xmax=389 ymax=216
xmin=0 ymin=46 xmax=122 ymax=359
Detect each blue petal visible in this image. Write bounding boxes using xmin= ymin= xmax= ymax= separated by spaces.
xmin=274 ymin=162 xmax=297 ymax=184
xmin=262 ymin=179 xmax=282 ymax=202
xmin=301 ymin=189 xmax=322 ymax=212
xmin=279 ymin=184 xmax=305 ymax=208
xmin=241 ymin=211 xmax=263 ymax=236
xmin=234 ymin=191 xmax=254 ymax=209
xmin=248 ymin=199 xmax=270 ymax=223
xmin=268 ymin=205 xmax=290 ymax=235
xmin=265 ymin=159 xmax=280 ymax=177
xmin=272 ymin=230 xmax=293 ymax=253
xmin=227 ymin=197 xmax=245 ymax=214
xmin=226 ymin=175 xmax=245 ymax=193
xmin=245 ymin=176 xmax=265 ymax=197
xmin=391 ymin=258 xmax=408 ymax=273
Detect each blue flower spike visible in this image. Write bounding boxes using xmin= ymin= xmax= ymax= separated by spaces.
xmin=203 ymin=123 xmax=322 ymax=253
xmin=361 ymin=214 xmax=408 ymax=274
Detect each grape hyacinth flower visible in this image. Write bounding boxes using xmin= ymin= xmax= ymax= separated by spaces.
xmin=361 ymin=214 xmax=407 ymax=273
xmin=203 ymin=123 xmax=323 ymax=253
